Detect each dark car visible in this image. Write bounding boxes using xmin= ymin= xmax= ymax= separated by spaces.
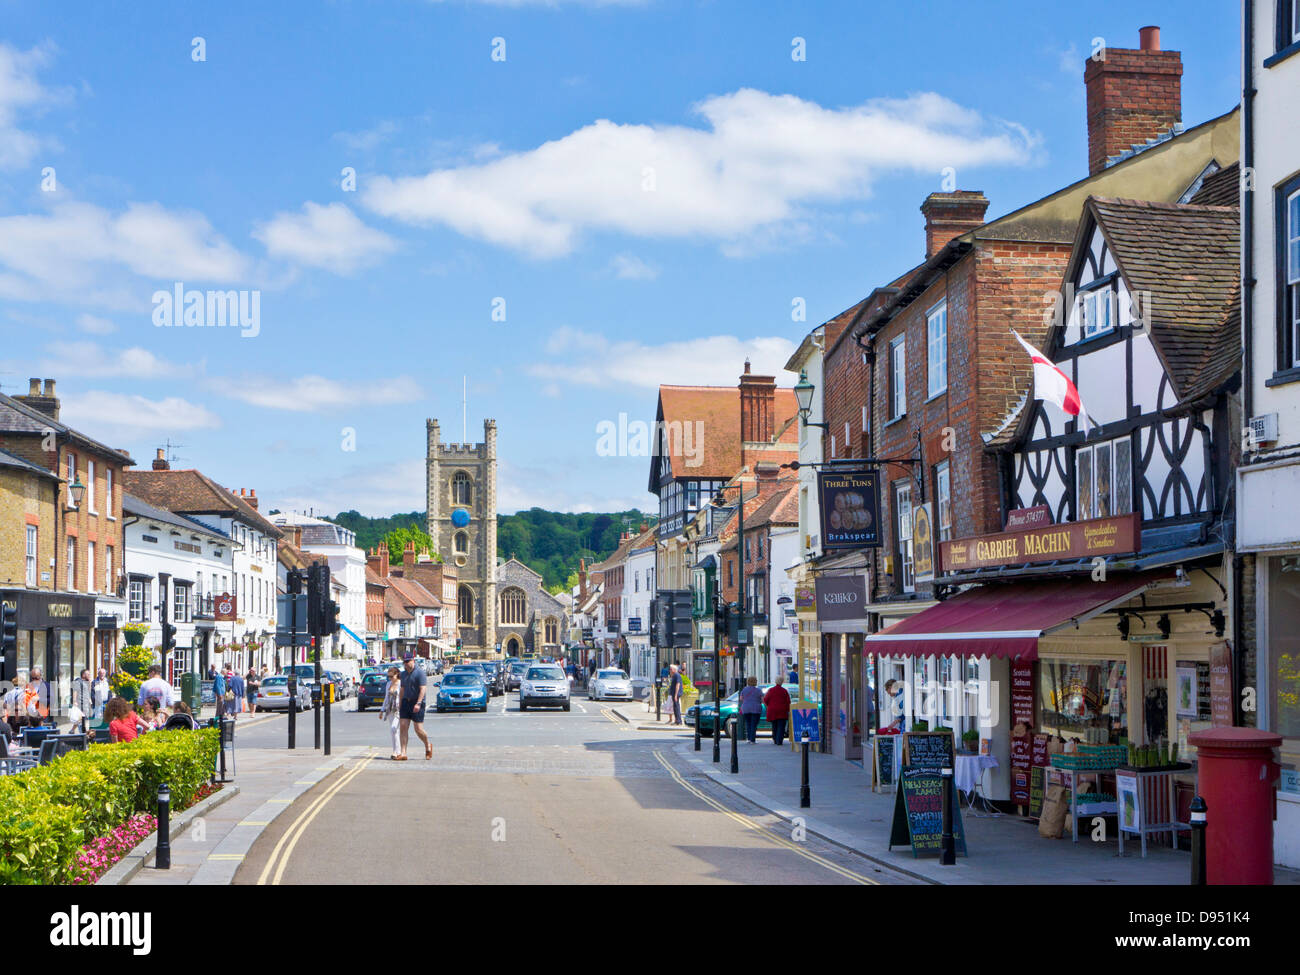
xmin=479 ymin=661 xmax=505 ymax=696
xmin=355 ymin=672 xmax=390 ymax=712
xmin=505 ymin=661 xmax=528 ymax=691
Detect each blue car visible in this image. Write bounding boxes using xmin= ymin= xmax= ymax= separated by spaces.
xmin=436 ymin=672 xmax=489 ymax=712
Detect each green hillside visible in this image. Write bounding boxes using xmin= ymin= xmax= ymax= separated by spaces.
xmin=326 ymin=508 xmax=656 ymax=591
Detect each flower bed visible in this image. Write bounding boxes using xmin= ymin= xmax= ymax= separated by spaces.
xmin=70 ymin=813 xmax=157 ymax=885
xmin=0 ymin=728 xmax=220 ymax=884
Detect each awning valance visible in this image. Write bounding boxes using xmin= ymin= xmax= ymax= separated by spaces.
xmin=863 ymin=575 xmax=1158 ymax=659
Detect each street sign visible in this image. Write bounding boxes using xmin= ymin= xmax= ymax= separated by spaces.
xmin=792 ymin=706 xmax=820 ymax=743
xmin=276 ymin=594 xmax=310 ymax=646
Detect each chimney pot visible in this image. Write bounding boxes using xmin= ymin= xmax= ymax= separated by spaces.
xmin=151 ymin=448 xmax=169 ymax=471
xmin=920 ymin=191 xmax=989 ymax=258
xmin=27 ymin=378 xmax=40 ymax=396
xmin=1139 ymin=25 xmax=1160 ymax=51
xmin=43 ymin=379 xmax=55 ymax=397
xmin=1084 ymin=29 xmax=1181 ymax=175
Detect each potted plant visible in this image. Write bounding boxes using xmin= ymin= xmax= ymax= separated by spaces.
xmin=680 ymin=674 xmax=699 ymax=711
xmin=910 ymin=719 xmax=930 ymax=733
xmin=962 ymin=729 xmax=980 ymax=754
xmin=122 ymin=622 xmax=150 ymax=647
xmin=117 ymin=643 xmax=155 ymax=679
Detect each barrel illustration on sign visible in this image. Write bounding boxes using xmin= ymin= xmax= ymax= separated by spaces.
xmin=817 ymin=469 xmax=881 ymax=549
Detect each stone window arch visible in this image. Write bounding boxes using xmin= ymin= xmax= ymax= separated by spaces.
xmin=500 ymin=587 xmax=526 ymax=626
xmin=454 ymin=531 xmax=468 ymax=554
xmin=458 ymin=584 xmax=475 ymax=625
xmin=544 ymin=617 xmax=558 ymax=644
xmin=451 ymin=471 xmax=472 ymax=506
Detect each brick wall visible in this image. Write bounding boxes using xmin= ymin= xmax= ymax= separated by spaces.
xmin=1084 ymin=40 xmax=1182 ymax=175
xmin=0 ymin=468 xmax=56 ymax=589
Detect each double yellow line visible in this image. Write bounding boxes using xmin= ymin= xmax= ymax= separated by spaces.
xmin=652 ymin=750 xmax=879 ymax=885
xmin=256 ymin=755 xmax=374 ymax=885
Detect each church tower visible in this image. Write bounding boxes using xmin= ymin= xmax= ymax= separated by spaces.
xmin=427 ymin=417 xmax=498 ymax=656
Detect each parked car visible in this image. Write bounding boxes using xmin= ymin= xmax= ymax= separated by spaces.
xmin=436 ymin=672 xmax=489 ymax=712
xmin=518 ymin=664 xmax=570 ymax=712
xmin=323 ymin=670 xmax=354 ymax=699
xmin=688 ymin=684 xmax=799 ymax=738
xmin=256 ymin=675 xmax=312 ymax=712
xmin=355 ymin=672 xmax=390 ymax=712
xmin=505 ymin=661 xmax=528 ymax=691
xmin=588 ymin=668 xmax=633 ymax=702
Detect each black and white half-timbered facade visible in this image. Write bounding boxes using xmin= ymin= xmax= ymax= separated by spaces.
xmin=870 ymin=179 xmax=1243 ymax=811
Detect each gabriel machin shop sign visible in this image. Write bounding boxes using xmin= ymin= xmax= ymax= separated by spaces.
xmin=818 ymin=469 xmax=881 ymax=549
xmin=941 ymin=512 xmax=1140 ymax=572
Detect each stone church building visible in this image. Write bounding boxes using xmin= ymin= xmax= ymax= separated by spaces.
xmin=426 ymin=417 xmax=566 ymax=658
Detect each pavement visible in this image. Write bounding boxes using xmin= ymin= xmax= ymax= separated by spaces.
xmin=605 ymin=702 xmax=1300 ymax=886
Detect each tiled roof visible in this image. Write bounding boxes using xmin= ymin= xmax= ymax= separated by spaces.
xmin=1187 ymin=163 xmax=1239 ymax=207
xmin=384 ymin=588 xmax=413 ymax=620
xmin=0 ymin=447 xmax=59 ymax=480
xmin=0 ymin=392 xmax=135 ymax=465
xmin=297 ymin=524 xmax=348 ymax=546
xmin=655 ymin=386 xmax=799 ymax=480
xmin=1087 ymin=197 xmax=1240 ymax=404
xmin=122 ymin=492 xmax=231 ymax=541
xmin=365 ymin=566 xmax=389 ymax=588
xmin=387 ymin=574 xmax=440 ymax=609
xmin=122 ymin=469 xmax=283 ymax=538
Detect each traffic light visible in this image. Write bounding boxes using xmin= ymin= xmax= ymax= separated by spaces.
xmin=669 ymin=589 xmax=693 ymax=648
xmin=1 ymin=601 xmax=16 ymax=681
xmin=324 ymin=599 xmax=339 ymax=635
xmin=456 ymin=638 xmax=463 ymax=651
xmin=307 ymin=562 xmax=331 ymax=635
xmin=161 ymin=620 xmax=177 ymax=657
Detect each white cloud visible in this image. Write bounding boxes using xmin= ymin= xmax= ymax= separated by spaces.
xmin=37 ymin=340 xmax=194 ymax=379
xmin=0 ymin=200 xmax=252 ymax=309
xmin=253 ymin=202 xmax=397 ymax=273
xmin=270 ymin=458 xmax=427 ymax=519
xmin=333 ymin=119 xmax=400 ymax=152
xmin=531 ymin=327 xmax=795 ymax=389
xmin=76 ymin=313 xmax=116 ymax=335
xmin=59 ymin=391 xmax=221 ymax=436
xmin=497 ymin=458 xmax=653 ymax=514
xmin=609 ymin=253 xmax=659 ymax=280
xmin=0 ymin=43 xmax=67 ymax=169
xmin=216 ymin=374 xmax=423 ymax=412
xmin=363 ymin=88 xmax=1037 ymax=257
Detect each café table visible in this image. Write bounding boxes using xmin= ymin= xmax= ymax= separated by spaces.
xmin=954 ymin=753 xmax=1000 ymax=814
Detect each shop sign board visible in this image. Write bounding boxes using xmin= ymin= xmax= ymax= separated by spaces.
xmin=901 ymin=731 xmax=954 ymax=770
xmin=795 ymin=586 xmax=816 ymax=610
xmin=889 ymin=766 xmax=967 ymax=858
xmin=1209 ymin=642 xmax=1234 ymax=727
xmin=792 ymin=706 xmax=820 ymax=743
xmin=875 ymin=734 xmax=898 ymax=789
xmin=214 ymin=592 xmax=237 ymax=621
xmin=1005 ymin=505 xmax=1052 ymax=531
xmin=817 ymin=469 xmax=882 ymax=549
xmin=912 ymin=502 xmax=936 ymax=584
xmin=813 ymin=575 xmax=866 ymax=623
xmin=940 ymin=513 xmax=1140 ymax=572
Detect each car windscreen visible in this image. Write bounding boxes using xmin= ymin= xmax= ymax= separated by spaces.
xmin=442 ymin=674 xmax=480 ymax=686
xmin=364 ymin=675 xmax=388 ymax=685
xmin=597 ymin=670 xmax=626 ymax=680
xmin=527 ymin=667 xmax=565 ymax=680
xmin=262 ymin=677 xmax=287 ymax=686
xmin=509 ymin=663 xmax=527 ymax=673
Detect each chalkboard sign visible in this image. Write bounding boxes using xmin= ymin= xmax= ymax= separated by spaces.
xmin=875 ymin=734 xmax=897 ymax=789
xmin=201 ymin=680 xmax=215 ymax=706
xmin=888 ymin=766 xmax=967 ymax=858
xmin=1029 ymin=766 xmax=1046 ymax=818
xmin=902 ymin=731 xmax=954 ymax=770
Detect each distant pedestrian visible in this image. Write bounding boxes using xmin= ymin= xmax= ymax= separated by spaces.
xmin=245 ymin=667 xmax=259 ymax=712
xmin=137 ymin=665 xmax=175 ymax=710
xmin=71 ymin=669 xmax=94 ymax=732
xmin=764 ymin=675 xmax=792 ymax=746
xmin=380 ymin=666 xmax=402 ymax=760
xmin=106 ymin=697 xmax=143 ymax=743
xmin=92 ymin=669 xmax=110 ymax=723
xmin=26 ymin=667 xmax=50 ymax=723
xmin=213 ymin=667 xmax=228 ymax=718
xmin=739 ymin=676 xmax=763 ymax=743
xmin=229 ymin=668 xmax=246 ymax=718
xmin=2 ymin=674 xmax=26 ymax=735
xmin=668 ymin=664 xmax=683 ymax=726
xmin=398 ymin=653 xmax=431 ymax=761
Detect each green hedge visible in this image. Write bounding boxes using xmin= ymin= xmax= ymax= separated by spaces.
xmin=0 ymin=728 xmax=220 ymax=884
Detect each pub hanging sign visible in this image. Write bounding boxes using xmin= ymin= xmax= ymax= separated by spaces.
xmin=818 ymin=469 xmax=882 ymax=549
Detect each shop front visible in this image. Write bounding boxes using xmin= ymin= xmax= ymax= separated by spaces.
xmin=0 ymin=588 xmax=97 ymax=719
xmin=813 ymin=572 xmax=870 ymax=763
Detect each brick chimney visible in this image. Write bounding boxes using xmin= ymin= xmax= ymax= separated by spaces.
xmin=15 ymin=377 xmax=60 ymax=421
xmin=367 ymin=545 xmax=390 ymax=579
xmin=1085 ymin=26 xmax=1182 ymax=175
xmin=152 ymin=448 xmax=170 ymax=471
xmin=755 ymin=462 xmax=782 ymax=500
xmin=403 ymin=540 xmax=416 ymax=574
xmin=920 ymin=192 xmax=989 ymax=258
xmin=739 ymin=360 xmax=777 ymax=444
xmin=244 ymin=488 xmax=258 ymax=511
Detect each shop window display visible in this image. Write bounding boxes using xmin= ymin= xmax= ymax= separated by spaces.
xmin=1039 ymin=659 xmax=1128 ymax=744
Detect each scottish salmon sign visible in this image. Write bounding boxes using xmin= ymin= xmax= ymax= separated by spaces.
xmin=940 ymin=513 xmax=1140 ymax=572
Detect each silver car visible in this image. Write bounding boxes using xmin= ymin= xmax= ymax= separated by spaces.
xmin=255 ymin=675 xmax=312 ymax=712
xmin=588 ymin=668 xmax=633 ymax=702
xmin=518 ymin=664 xmax=570 ymax=712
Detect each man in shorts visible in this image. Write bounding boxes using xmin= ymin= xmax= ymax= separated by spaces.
xmin=398 ymin=652 xmax=431 ymax=760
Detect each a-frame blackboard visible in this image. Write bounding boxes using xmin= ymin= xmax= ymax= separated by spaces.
xmin=887 ymin=765 xmax=967 ymax=858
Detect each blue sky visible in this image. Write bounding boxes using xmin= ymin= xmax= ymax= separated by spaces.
xmin=0 ymin=0 xmax=1240 ymax=517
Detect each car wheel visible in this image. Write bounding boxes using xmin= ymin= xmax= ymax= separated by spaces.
xmin=562 ymin=703 xmax=570 ymax=712
xmin=725 ymin=718 xmax=738 ymax=740
xmin=437 ymin=707 xmax=445 ymax=713
xmin=519 ymin=702 xmax=527 ymax=711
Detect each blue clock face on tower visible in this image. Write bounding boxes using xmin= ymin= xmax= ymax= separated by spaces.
xmin=451 ymin=508 xmax=471 ymax=528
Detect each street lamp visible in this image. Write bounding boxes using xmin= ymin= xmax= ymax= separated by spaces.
xmin=68 ymin=475 xmax=86 ymax=509
xmin=793 ymin=369 xmax=828 ymax=430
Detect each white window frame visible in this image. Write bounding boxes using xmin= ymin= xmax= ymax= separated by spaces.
xmin=895 ymin=482 xmax=914 ymax=594
xmin=105 ymin=544 xmax=114 ymax=593
xmin=927 ymin=300 xmax=948 ymax=397
xmin=129 ymin=579 xmax=149 ymax=622
xmin=1075 ymin=436 xmax=1133 ymax=521
xmin=86 ymin=460 xmax=96 ymax=513
xmin=1288 ymin=188 xmax=1300 ymax=368
xmin=25 ymin=525 xmax=37 ymax=587
xmin=66 ymin=537 xmax=76 ymax=590
xmin=936 ymin=461 xmax=952 ymax=542
xmin=86 ymin=541 xmax=96 ymax=593
xmin=174 ymin=583 xmax=191 ymax=624
xmin=1294 ymin=0 xmax=1300 ymax=44
xmin=1080 ymin=285 xmax=1114 ymax=340
xmin=105 ymin=467 xmax=113 ymax=516
xmin=890 ymin=335 xmax=907 ymax=420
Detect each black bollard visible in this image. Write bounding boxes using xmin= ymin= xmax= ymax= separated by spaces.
xmin=313 ymin=683 xmax=321 ymax=750
xmin=730 ymin=716 xmax=739 ymax=774
xmin=800 ymin=731 xmax=811 ymax=808
xmin=218 ymin=719 xmax=228 ymax=783
xmin=1190 ymin=796 xmax=1207 ymax=885
xmin=323 ymin=681 xmax=332 ymax=757
xmin=939 ymin=766 xmax=955 ymax=865
xmin=287 ymin=676 xmax=297 ymax=750
xmin=654 ymin=681 xmax=661 ymax=723
xmin=694 ymin=711 xmax=701 ymax=751
xmin=712 ymin=706 xmax=721 ymax=763
xmin=155 ymin=783 xmax=171 ymax=870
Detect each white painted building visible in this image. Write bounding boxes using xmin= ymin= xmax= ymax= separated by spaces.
xmin=625 ymin=532 xmax=656 ymax=681
xmin=768 ymin=522 xmax=800 ymax=666
xmin=272 ymin=513 xmax=368 ymax=660
xmin=122 ymin=492 xmax=233 ymax=681
xmin=1237 ymin=0 xmax=1300 ymax=868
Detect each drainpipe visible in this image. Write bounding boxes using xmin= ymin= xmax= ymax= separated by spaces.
xmin=856 ymin=327 xmax=878 ymax=598
xmin=1237 ymin=2 xmax=1255 ymax=725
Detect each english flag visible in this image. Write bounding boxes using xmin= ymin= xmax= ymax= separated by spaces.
xmin=1012 ymin=330 xmax=1095 ymax=433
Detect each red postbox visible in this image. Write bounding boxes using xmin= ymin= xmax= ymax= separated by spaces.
xmin=1188 ymin=727 xmax=1282 ymax=885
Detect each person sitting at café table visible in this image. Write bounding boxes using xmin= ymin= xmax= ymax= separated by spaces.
xmin=105 ymin=697 xmax=143 ymax=743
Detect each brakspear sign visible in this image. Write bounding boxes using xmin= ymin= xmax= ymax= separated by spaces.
xmin=940 ymin=513 xmax=1140 ymax=572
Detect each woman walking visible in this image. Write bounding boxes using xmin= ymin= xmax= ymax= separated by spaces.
xmin=739 ymin=676 xmax=763 ymax=744
xmin=245 ymin=666 xmax=259 ymax=714
xmin=380 ymin=666 xmax=403 ymax=760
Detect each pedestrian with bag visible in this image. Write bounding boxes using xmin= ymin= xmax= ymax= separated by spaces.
xmin=229 ymin=667 xmax=245 ymax=719
xmin=739 ymin=676 xmax=763 ymax=743
xmin=213 ymin=666 xmax=228 ymax=719
xmin=71 ymin=669 xmax=94 ymax=733
xmin=92 ymin=669 xmax=110 ymax=723
xmin=763 ymin=674 xmax=792 ymax=746
xmin=398 ymin=653 xmax=431 ymax=761
xmin=380 ymin=666 xmax=402 ymax=760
